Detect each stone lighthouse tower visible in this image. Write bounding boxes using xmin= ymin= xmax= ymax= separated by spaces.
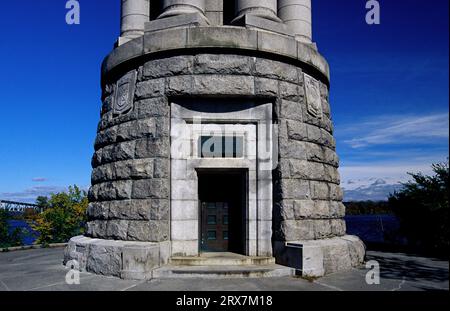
xmin=65 ymin=0 xmax=365 ymax=279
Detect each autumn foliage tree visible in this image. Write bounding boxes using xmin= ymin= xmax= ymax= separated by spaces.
xmin=32 ymin=185 xmax=88 ymax=245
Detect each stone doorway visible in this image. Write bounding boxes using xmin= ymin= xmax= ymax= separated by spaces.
xmin=198 ymin=170 xmax=247 ymax=254
xmin=170 ymin=100 xmax=274 ymax=257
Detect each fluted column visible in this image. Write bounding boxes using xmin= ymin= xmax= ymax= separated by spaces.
xmin=278 ymin=0 xmax=312 ymax=43
xmin=158 ymin=0 xmax=206 ymax=19
xmin=120 ymin=0 xmax=150 ymax=39
xmin=234 ymin=0 xmax=282 ymax=23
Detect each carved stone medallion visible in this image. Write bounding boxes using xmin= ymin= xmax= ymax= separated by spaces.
xmin=113 ymin=70 xmax=137 ymax=116
xmin=304 ymin=73 xmax=322 ymax=119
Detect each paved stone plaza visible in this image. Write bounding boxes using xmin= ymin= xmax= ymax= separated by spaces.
xmin=1 ymin=248 xmax=448 ymax=291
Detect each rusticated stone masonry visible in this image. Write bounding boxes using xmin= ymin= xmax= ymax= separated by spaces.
xmin=86 ymin=53 xmax=344 ymax=245
xmin=64 ymin=0 xmax=366 ymax=280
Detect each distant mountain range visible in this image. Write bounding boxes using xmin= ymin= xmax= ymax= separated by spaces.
xmin=2 ymin=179 xmax=406 ymax=204
xmin=342 ymin=178 xmax=405 ymax=202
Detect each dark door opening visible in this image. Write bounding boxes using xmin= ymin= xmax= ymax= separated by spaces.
xmin=198 ymin=170 xmax=247 ymax=254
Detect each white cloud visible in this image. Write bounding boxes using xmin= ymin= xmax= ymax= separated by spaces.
xmin=339 ymin=163 xmax=426 ymax=201
xmin=339 ymin=161 xmax=436 ymax=191
xmin=32 ymin=177 xmax=47 ymax=182
xmin=340 ymin=113 xmax=449 ymax=148
xmin=339 ymin=155 xmax=448 ymax=201
xmin=0 ymin=184 xmax=91 ymax=204
xmin=343 ymin=182 xmax=404 ymax=201
xmin=0 ymin=186 xmax=66 ymax=203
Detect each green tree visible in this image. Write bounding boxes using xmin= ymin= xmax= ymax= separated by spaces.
xmin=35 ymin=196 xmax=49 ymax=210
xmin=31 ymin=185 xmax=88 ymax=245
xmin=388 ymin=160 xmax=449 ymax=255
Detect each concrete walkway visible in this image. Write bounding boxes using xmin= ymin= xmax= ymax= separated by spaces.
xmin=0 ymin=248 xmax=447 ymax=291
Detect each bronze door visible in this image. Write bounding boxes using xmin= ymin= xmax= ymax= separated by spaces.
xmin=200 ymin=202 xmax=229 ymax=252
xmin=198 ymin=170 xmax=246 ymax=254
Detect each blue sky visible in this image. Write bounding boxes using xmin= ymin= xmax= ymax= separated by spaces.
xmin=0 ymin=0 xmax=448 ymax=202
xmin=315 ymin=0 xmax=449 ymax=199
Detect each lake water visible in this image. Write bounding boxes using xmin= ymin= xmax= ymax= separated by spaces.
xmin=345 ymin=214 xmax=401 ymax=244
xmin=7 ymin=220 xmax=38 ymax=245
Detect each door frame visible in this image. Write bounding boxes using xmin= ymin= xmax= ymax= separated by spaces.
xmin=170 ymin=100 xmax=274 ymax=257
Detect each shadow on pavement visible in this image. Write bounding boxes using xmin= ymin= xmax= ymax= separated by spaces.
xmin=366 ymin=252 xmax=449 ymax=285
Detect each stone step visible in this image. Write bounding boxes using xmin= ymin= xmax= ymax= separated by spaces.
xmin=152 ymin=264 xmax=295 ymax=279
xmin=170 ymin=254 xmax=276 ymax=266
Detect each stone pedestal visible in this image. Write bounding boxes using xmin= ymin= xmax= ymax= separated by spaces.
xmin=158 ymin=0 xmax=206 ymax=18
xmin=146 ymin=0 xmax=209 ymax=32
xmin=64 ymin=236 xmax=171 ymax=280
xmin=145 ymin=12 xmax=209 ymax=32
xmin=274 ymin=235 xmax=366 ymax=277
xmin=234 ymin=0 xmax=282 ymax=23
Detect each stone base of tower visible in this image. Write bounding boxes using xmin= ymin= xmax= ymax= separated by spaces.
xmin=63 ymin=236 xmax=171 ymax=280
xmin=64 ymin=235 xmax=364 ymax=280
xmin=274 ymin=235 xmax=366 ymax=277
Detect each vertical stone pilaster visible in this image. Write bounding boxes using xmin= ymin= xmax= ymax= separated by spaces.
xmin=120 ymin=0 xmax=150 ymax=45
xmin=278 ymin=0 xmax=312 ymax=43
xmin=158 ymin=0 xmax=206 ymax=18
xmin=234 ymin=0 xmax=282 ymax=23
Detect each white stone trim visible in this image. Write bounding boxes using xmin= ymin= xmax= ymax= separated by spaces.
xmin=170 ymin=101 xmax=274 ymax=257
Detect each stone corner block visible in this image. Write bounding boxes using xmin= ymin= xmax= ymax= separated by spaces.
xmin=274 ymin=235 xmax=366 ymax=277
xmin=63 ymin=236 xmax=171 ymax=280
xmin=121 ymin=244 xmax=160 ymax=280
